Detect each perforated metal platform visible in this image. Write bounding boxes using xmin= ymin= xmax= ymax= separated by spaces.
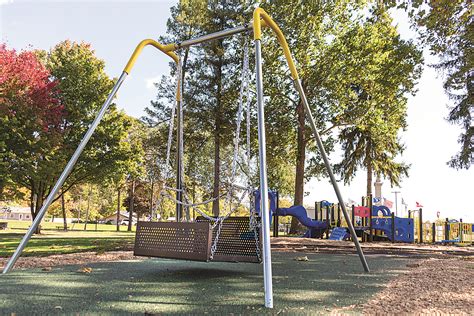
xmin=134 ymin=221 xmax=212 ymax=261
xmin=197 ymin=216 xmax=262 ymax=263
xmin=134 ymin=217 xmax=261 ymax=263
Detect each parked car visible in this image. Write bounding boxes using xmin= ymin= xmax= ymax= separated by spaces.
xmin=119 ymin=219 xmax=137 ymax=226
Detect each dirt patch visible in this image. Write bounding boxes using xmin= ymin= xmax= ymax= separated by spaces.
xmin=0 ymin=251 xmax=138 ymax=271
xmin=360 ymin=257 xmax=474 ymax=314
xmin=2 ymin=238 xmax=473 ymax=271
xmin=272 ymin=237 xmax=474 ymax=258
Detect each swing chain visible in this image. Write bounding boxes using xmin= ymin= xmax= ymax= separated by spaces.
xmin=156 ymin=37 xmax=260 ymax=261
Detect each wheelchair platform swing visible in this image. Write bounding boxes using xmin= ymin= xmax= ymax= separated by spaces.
xmin=134 ymin=217 xmax=261 ymax=263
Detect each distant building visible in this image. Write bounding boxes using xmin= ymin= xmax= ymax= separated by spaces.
xmin=50 ymin=217 xmax=75 ymax=224
xmin=102 ymin=211 xmax=137 ymax=225
xmin=0 ymin=206 xmax=32 ymax=221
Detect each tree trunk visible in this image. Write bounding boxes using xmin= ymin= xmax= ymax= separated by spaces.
xmin=212 ymin=126 xmax=221 ymax=217
xmin=149 ymin=180 xmax=154 ymax=221
xmin=290 ymin=92 xmax=307 ymax=234
xmin=366 ymin=144 xmax=373 ymax=197
xmin=77 ymin=195 xmax=82 ymax=229
xmin=116 ymin=188 xmax=121 ymax=231
xmin=212 ymin=50 xmax=223 ymax=217
xmin=84 ymin=185 xmax=92 ymax=231
xmin=128 ymin=179 xmax=135 ymax=232
xmin=61 ymin=190 xmax=68 ymax=231
xmin=29 ymin=189 xmax=39 ymax=234
xmin=33 ymin=184 xmax=45 ymax=234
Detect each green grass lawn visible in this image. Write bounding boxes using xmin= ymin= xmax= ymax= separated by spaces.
xmin=2 ymin=219 xmax=136 ymax=232
xmin=0 ymin=220 xmax=290 ymax=258
xmin=0 ymin=220 xmax=135 ymax=258
xmin=0 ymin=218 xmax=297 ymax=260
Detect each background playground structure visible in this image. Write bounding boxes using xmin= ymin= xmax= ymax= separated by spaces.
xmin=269 ymin=192 xmax=474 ymax=246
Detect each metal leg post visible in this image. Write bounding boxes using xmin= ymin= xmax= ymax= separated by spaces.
xmin=255 ymin=39 xmax=273 ymax=308
xmin=2 ymin=72 xmax=128 ymax=274
xmin=293 ymin=79 xmax=370 ymax=273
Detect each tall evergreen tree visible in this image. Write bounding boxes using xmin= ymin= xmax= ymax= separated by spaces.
xmin=334 ymin=7 xmax=422 ymax=196
xmin=260 ymin=1 xmax=422 ymax=232
xmin=144 ymin=1 xmax=255 ymax=217
xmin=390 ymin=0 xmax=473 ymax=169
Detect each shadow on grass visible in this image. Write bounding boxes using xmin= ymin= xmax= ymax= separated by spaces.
xmin=0 ymin=252 xmax=410 ymax=314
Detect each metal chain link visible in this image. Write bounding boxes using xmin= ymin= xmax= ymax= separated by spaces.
xmin=161 ymin=61 xmax=182 ymax=181
xmin=155 ymin=38 xmax=259 ymax=260
xmin=208 ymin=39 xmax=253 ymax=259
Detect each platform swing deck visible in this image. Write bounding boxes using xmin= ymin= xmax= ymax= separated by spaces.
xmin=2 ymin=8 xmax=369 ymax=309
xmin=134 ymin=217 xmax=262 ymax=263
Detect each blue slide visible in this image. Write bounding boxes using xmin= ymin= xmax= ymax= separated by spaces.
xmin=254 ymin=190 xmax=327 ymax=237
xmin=275 ymin=205 xmax=327 ymax=230
xmin=276 ymin=206 xmax=327 ymax=238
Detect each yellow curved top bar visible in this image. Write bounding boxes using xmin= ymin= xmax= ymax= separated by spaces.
xmin=253 ymin=8 xmax=299 ymax=80
xmin=123 ymin=39 xmax=179 ymax=74
xmin=123 ymin=39 xmax=181 ymax=100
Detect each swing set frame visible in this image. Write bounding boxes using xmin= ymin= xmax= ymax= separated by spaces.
xmin=2 ymin=8 xmax=369 ymax=309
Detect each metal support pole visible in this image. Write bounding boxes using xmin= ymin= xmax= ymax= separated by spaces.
xmin=2 ymin=72 xmax=128 ymax=274
xmin=445 ymin=217 xmax=449 ymax=241
xmin=369 ymin=193 xmax=373 ymax=242
xmin=315 ymin=202 xmax=318 ymax=220
xmin=326 ymin=206 xmax=330 ymax=239
xmin=419 ymin=208 xmax=423 ymax=243
xmin=176 ymin=99 xmax=183 ymax=221
xmin=320 ymin=201 xmax=323 ymax=220
xmin=351 ymin=205 xmax=355 ymax=229
xmin=432 ymin=222 xmax=436 ymax=243
xmin=293 ymin=79 xmax=370 ymax=273
xmin=273 ymin=191 xmax=279 ymax=237
xmin=254 ymin=39 xmax=273 ymax=308
xmin=391 ymin=212 xmax=395 ymax=242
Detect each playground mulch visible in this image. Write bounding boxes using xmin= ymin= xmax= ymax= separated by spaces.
xmin=362 ymin=256 xmax=474 ymax=315
xmin=0 ymin=250 xmax=136 ymax=270
xmin=3 ymin=238 xmax=471 ymax=271
xmin=272 ymin=237 xmax=474 ymax=257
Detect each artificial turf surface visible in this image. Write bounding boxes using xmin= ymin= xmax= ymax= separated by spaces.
xmin=0 ymin=252 xmax=409 ymax=315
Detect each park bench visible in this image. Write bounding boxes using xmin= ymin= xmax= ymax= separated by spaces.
xmin=0 ymin=222 xmax=8 ymax=230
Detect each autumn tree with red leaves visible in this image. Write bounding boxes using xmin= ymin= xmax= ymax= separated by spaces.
xmin=0 ymin=44 xmax=63 ymax=202
xmin=1 ymin=42 xmax=140 ymax=232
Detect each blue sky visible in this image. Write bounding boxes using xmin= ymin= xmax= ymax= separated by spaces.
xmin=1 ymin=1 xmax=473 ymax=222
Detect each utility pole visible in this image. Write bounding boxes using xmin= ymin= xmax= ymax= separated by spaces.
xmin=392 ymin=191 xmax=400 ymax=216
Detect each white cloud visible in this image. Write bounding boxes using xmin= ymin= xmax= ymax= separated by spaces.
xmin=0 ymin=0 xmax=14 ymax=5
xmin=145 ymin=75 xmax=161 ymax=90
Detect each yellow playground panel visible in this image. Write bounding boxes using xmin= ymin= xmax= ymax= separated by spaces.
xmin=422 ymin=220 xmax=474 ymax=244
xmin=447 ymin=222 xmax=474 ymax=244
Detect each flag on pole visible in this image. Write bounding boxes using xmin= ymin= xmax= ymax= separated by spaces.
xmin=416 ymin=201 xmax=423 ymax=208
xmin=383 ymin=198 xmax=393 ymax=209
xmin=373 ymin=197 xmax=381 ymax=204
xmin=348 ymin=198 xmax=357 ymax=206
